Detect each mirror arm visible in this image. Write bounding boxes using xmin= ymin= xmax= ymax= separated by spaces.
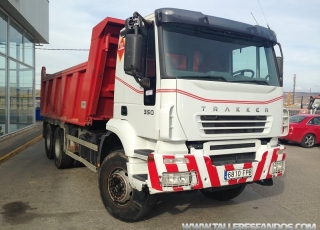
xmin=133 ymin=11 xmax=152 ymax=27
xmin=133 ymin=75 xmax=150 ymax=89
xmin=276 ymin=42 xmax=284 ymax=87
xmin=277 ymin=42 xmax=284 ymax=59
xmin=132 ymin=12 xmax=150 ymax=38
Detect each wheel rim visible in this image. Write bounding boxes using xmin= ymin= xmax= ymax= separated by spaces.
xmin=304 ymin=135 xmax=315 ymax=147
xmin=108 ymin=169 xmax=132 ymax=204
xmin=54 ymin=133 xmax=61 ymax=158
xmin=45 ymin=129 xmax=51 ymax=148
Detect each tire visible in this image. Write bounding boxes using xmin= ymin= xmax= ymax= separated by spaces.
xmin=72 ymin=160 xmax=84 ymax=168
xmin=68 ymin=127 xmax=83 ymax=168
xmin=278 ymin=139 xmax=289 ymax=144
xmin=53 ymin=128 xmax=73 ymax=169
xmin=99 ymin=150 xmax=157 ymax=222
xmin=44 ymin=124 xmax=54 ymax=159
xmin=300 ymin=133 xmax=316 ymax=148
xmin=200 ymin=184 xmax=246 ymax=201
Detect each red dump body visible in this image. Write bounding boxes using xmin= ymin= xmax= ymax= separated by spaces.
xmin=40 ymin=18 xmax=124 ymax=126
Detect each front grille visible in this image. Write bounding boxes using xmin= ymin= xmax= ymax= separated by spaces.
xmin=199 ymin=115 xmax=268 ymax=135
xmin=210 ymin=152 xmax=256 ymax=166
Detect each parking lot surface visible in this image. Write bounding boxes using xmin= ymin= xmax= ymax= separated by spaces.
xmin=0 ymin=140 xmax=319 ymax=230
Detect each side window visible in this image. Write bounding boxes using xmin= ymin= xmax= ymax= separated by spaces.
xmin=311 ymin=117 xmax=320 ymax=125
xmin=308 ymin=118 xmax=314 ymax=125
xmin=144 ymin=24 xmax=156 ymax=106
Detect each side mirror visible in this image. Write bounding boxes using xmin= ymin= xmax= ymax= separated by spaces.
xmin=276 ymin=56 xmax=283 ymax=87
xmin=123 ymin=34 xmax=150 ymax=89
xmin=124 ymin=34 xmax=143 ymax=76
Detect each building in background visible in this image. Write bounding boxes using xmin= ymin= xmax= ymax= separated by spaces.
xmin=0 ymin=0 xmax=49 ymax=136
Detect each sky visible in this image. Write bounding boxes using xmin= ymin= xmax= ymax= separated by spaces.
xmin=35 ymin=0 xmax=320 ymax=93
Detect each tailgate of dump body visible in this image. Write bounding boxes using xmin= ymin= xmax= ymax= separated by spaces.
xmin=40 ymin=17 xmax=125 ymax=126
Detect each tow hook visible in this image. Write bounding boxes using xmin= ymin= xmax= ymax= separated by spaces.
xmin=255 ymin=178 xmax=273 ymax=186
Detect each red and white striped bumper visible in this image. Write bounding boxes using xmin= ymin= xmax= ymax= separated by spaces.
xmin=147 ymin=146 xmax=286 ymax=193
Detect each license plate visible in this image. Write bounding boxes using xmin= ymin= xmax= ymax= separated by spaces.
xmin=224 ymin=168 xmax=253 ymax=180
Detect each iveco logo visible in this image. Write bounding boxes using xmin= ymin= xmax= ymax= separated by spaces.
xmin=201 ymin=106 xmax=269 ymax=113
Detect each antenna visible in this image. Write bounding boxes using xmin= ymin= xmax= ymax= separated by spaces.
xmin=251 ymin=12 xmax=259 ymax=25
xmin=257 ymin=0 xmax=270 ymax=29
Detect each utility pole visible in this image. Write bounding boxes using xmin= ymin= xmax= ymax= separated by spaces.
xmin=292 ymin=74 xmax=296 ymax=105
xmin=310 ymin=88 xmax=312 ymax=100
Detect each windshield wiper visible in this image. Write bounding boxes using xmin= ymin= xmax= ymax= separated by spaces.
xmin=233 ymin=80 xmax=269 ymax=85
xmin=185 ymin=76 xmax=227 ymax=82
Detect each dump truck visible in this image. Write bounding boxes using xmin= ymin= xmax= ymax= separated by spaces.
xmin=41 ymin=8 xmax=289 ymax=222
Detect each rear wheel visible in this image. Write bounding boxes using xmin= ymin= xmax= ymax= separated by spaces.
xmin=53 ymin=128 xmax=73 ymax=169
xmin=200 ymin=184 xmax=246 ymax=201
xmin=301 ymin=133 xmax=316 ymax=148
xmin=72 ymin=160 xmax=84 ymax=168
xmin=44 ymin=124 xmax=54 ymax=159
xmin=99 ymin=150 xmax=157 ymax=222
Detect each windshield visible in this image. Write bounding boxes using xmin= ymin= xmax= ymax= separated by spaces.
xmin=161 ymin=24 xmax=280 ymax=86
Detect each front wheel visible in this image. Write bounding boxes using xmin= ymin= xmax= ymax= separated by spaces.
xmin=200 ymin=184 xmax=246 ymax=201
xmin=99 ymin=150 xmax=156 ymax=222
xmin=301 ymin=133 xmax=316 ymax=148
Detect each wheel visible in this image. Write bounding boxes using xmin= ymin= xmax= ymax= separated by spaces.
xmin=44 ymin=124 xmax=54 ymax=159
xmin=200 ymin=184 xmax=246 ymax=201
xmin=279 ymin=139 xmax=289 ymax=144
xmin=72 ymin=159 xmax=84 ymax=168
xmin=53 ymin=128 xmax=73 ymax=169
xmin=233 ymin=69 xmax=255 ymax=78
xmin=300 ymin=133 xmax=316 ymax=148
xmin=99 ymin=150 xmax=157 ymax=222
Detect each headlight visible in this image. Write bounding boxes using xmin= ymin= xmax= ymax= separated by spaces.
xmin=161 ymin=172 xmax=195 ymax=187
xmin=289 ymin=126 xmax=293 ymax=134
xmin=272 ymin=161 xmax=285 ymax=174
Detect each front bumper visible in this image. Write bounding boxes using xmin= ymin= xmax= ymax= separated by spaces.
xmin=147 ymin=146 xmax=286 ymax=193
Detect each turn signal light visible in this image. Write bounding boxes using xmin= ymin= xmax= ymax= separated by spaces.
xmin=163 ymin=158 xmax=189 ymax=164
